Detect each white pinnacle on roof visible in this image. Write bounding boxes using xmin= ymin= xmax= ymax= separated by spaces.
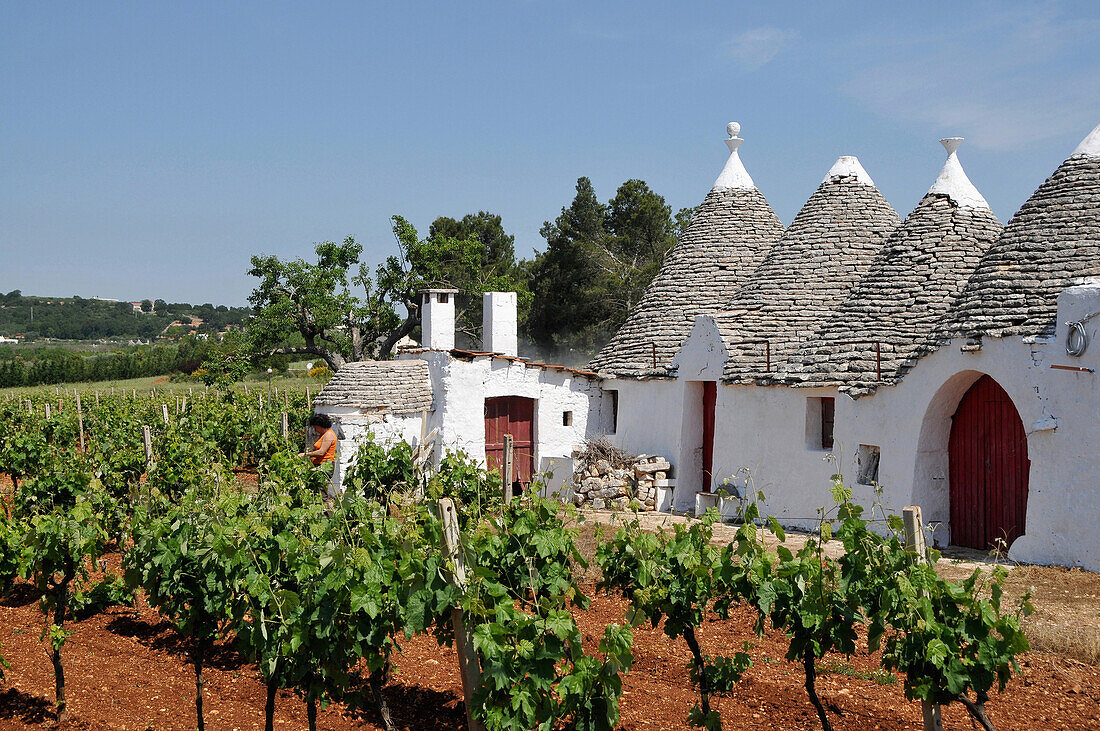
xmin=822 ymin=155 xmax=875 ymax=186
xmin=926 ymin=137 xmax=990 ymax=210
xmin=712 ymin=121 xmax=757 ymax=191
xmin=1071 ymin=122 xmax=1100 ymax=159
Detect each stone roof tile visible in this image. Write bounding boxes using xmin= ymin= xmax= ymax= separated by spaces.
xmin=313 ymin=359 xmax=434 ymax=413
xmin=716 ymin=161 xmax=900 ymax=384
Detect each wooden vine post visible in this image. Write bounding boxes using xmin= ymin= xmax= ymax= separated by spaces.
xmin=75 ymin=394 xmax=85 ymax=452
xmin=280 ymin=412 xmax=289 ymax=440
xmin=142 ymin=426 xmax=153 ymax=468
xmin=502 ymin=434 xmax=514 ymax=503
xmin=161 ymin=404 xmax=170 ymax=424
xmin=437 ymin=498 xmax=485 ymax=731
xmin=904 ymin=505 xmax=943 ymax=731
xmin=44 ymin=403 xmax=51 ymax=420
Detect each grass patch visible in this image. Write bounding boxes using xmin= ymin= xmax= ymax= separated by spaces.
xmin=819 ymin=659 xmax=897 ymax=686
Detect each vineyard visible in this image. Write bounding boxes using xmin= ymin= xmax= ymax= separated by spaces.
xmin=0 ymin=389 xmax=1091 ymax=730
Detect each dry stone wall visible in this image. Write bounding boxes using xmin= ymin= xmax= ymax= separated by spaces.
xmin=571 ymin=452 xmax=671 ymax=512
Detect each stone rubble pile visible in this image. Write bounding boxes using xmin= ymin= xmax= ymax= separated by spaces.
xmin=571 ymin=452 xmax=671 ymax=512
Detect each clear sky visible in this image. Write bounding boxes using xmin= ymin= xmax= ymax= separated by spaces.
xmin=2 ymin=1 xmax=1098 ymax=306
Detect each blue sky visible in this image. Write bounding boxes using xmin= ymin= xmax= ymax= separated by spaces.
xmin=2 ymin=1 xmax=1098 ymax=306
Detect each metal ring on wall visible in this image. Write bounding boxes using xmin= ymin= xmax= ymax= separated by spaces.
xmin=1066 ymin=321 xmax=1087 ymax=357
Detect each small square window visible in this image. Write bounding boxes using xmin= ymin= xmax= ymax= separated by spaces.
xmin=856 ymin=444 xmax=880 ymax=485
xmin=438 ymin=292 xmax=449 ymax=304
xmin=563 ymin=411 xmax=573 ymax=426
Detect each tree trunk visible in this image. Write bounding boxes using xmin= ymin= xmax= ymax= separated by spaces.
xmin=193 ymin=635 xmax=210 ymax=731
xmin=50 ymin=565 xmax=74 ymax=724
xmin=307 ymin=698 xmax=317 ymax=731
xmin=264 ymin=679 xmax=278 ymax=731
xmin=958 ymin=692 xmax=997 ymax=731
xmin=368 ymin=666 xmax=396 ymax=731
xmin=802 ymin=647 xmax=832 ymax=731
xmin=682 ymin=626 xmax=717 ymax=729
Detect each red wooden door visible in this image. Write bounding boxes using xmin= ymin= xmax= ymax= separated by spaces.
xmin=702 ymin=382 xmax=717 ymax=492
xmin=484 ymin=396 xmax=536 ymax=486
xmin=949 ymin=375 xmax=1030 ymax=550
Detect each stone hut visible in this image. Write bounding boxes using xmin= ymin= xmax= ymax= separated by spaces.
xmin=790 ymin=139 xmax=1003 ymax=394
xmin=590 ymin=123 xmax=784 ymax=379
xmin=944 ymin=123 xmax=1100 ymax=339
xmin=714 ymin=155 xmax=900 ymax=385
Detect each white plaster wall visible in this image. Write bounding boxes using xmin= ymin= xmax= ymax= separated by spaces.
xmin=406 ymin=351 xmax=604 ymax=488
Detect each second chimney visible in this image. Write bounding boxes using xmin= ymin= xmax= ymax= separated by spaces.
xmin=483 ymin=291 xmax=518 ymax=357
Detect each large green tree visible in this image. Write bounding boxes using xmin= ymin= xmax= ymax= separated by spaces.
xmin=247 ymin=214 xmax=527 ymax=369
xmin=528 ymin=177 xmax=693 ymax=354
xmin=425 ymin=211 xmax=532 ymax=342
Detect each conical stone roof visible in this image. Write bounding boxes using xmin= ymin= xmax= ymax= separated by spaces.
xmin=791 ymin=139 xmax=1002 ymax=394
xmin=716 ymin=156 xmax=900 ymax=384
xmin=943 ymin=123 xmax=1100 ymax=339
xmin=590 ymin=123 xmax=784 ymax=378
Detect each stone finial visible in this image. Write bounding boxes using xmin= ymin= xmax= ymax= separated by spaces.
xmin=941 ymin=137 xmax=964 ymax=155
xmin=1071 ymin=123 xmax=1100 ymax=159
xmin=822 ymin=155 xmax=876 ymax=186
xmin=725 ymin=121 xmax=744 ymax=153
xmin=714 ymin=121 xmax=754 ymax=190
xmin=926 ymin=136 xmax=990 ymax=210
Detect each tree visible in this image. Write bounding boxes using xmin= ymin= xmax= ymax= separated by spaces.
xmin=140 ymin=299 xmax=153 ymax=313
xmin=248 ymin=217 xmax=515 ymax=370
xmin=529 ymin=178 xmax=610 ymax=352
xmin=528 ymin=178 xmax=684 ymax=355
xmin=424 ymin=212 xmax=532 ymax=343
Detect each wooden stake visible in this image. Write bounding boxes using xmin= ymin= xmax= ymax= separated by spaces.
xmin=142 ymin=425 xmax=153 ymax=467
xmin=503 ymin=435 xmax=514 ymax=503
xmin=76 ymin=394 xmax=85 ymax=452
xmin=904 ymin=506 xmax=943 ymax=731
xmin=306 ymin=387 xmax=311 ymax=409
xmin=44 ymin=403 xmax=51 ymax=420
xmin=281 ymin=412 xmax=289 ymax=440
xmin=161 ymin=404 xmax=169 ymax=424
xmin=95 ymin=391 xmax=100 ymax=406
xmin=436 ymin=498 xmax=484 ymax=731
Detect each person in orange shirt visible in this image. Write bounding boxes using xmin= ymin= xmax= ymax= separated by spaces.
xmin=299 ymin=414 xmax=337 ymax=474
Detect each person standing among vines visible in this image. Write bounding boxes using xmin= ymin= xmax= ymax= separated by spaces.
xmin=299 ymin=414 xmax=337 ymax=477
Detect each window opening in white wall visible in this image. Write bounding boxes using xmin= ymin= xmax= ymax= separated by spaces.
xmin=857 ymin=444 xmax=880 ymax=485
xmin=438 ymin=292 xmax=449 ymax=303
xmin=805 ymin=396 xmax=835 ymax=450
xmin=606 ymin=390 xmax=618 ymax=434
xmin=563 ymin=410 xmax=573 ymax=427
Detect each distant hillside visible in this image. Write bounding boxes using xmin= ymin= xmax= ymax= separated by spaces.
xmin=0 ymin=290 xmax=251 ymax=341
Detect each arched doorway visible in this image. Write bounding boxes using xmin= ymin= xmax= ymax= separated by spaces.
xmin=948 ymin=375 xmax=1029 ymax=549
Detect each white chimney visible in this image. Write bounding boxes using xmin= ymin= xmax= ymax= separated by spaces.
xmin=421 ymin=289 xmax=457 ymax=350
xmin=483 ymin=291 xmax=518 ymax=357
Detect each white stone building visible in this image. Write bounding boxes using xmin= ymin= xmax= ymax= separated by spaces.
xmin=315 ymin=291 xmax=611 ymax=497
xmin=592 ymin=121 xmax=1100 ymax=570
xmin=317 ymin=120 xmax=1100 ymax=570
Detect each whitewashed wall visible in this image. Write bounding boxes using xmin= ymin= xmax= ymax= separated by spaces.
xmin=401 ymin=351 xmax=608 ymax=492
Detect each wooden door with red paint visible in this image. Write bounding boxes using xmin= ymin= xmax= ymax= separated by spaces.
xmin=702 ymin=382 xmax=717 ymax=492
xmin=484 ymin=396 xmax=536 ymax=486
xmin=949 ymin=375 xmax=1030 ymax=550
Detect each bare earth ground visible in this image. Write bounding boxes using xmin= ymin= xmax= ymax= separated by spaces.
xmin=0 ymin=493 xmax=1098 ymax=729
